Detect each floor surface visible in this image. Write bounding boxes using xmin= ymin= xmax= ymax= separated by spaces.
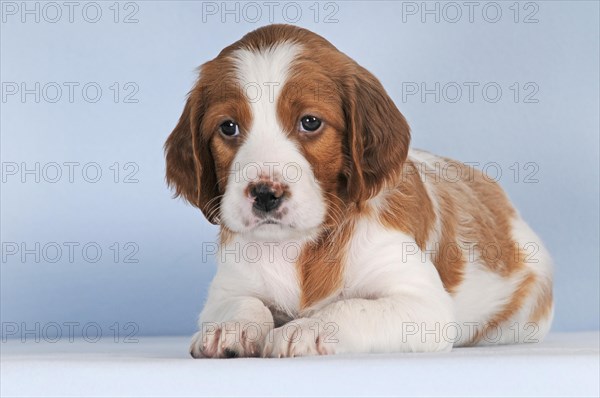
xmin=1 ymin=332 xmax=598 ymax=397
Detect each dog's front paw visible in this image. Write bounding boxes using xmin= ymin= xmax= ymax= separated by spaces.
xmin=262 ymin=318 xmax=336 ymax=358
xmin=190 ymin=320 xmax=267 ymax=358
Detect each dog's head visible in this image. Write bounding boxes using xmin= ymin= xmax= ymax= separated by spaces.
xmin=165 ymin=24 xmax=410 ymax=240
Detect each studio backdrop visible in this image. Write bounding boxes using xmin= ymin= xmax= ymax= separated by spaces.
xmin=1 ymin=1 xmax=598 ymax=340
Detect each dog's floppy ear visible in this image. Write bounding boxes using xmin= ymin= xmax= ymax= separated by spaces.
xmin=343 ymin=64 xmax=411 ymax=204
xmin=164 ymin=88 xmax=221 ymax=224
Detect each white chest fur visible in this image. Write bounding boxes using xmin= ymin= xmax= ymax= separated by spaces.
xmin=215 ymin=236 xmax=303 ymax=319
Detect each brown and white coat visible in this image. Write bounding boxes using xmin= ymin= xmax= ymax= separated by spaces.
xmin=165 ymin=24 xmax=553 ymax=358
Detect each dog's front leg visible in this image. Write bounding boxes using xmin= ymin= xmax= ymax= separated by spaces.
xmin=263 ymin=292 xmax=454 ymax=357
xmin=190 ymin=295 xmax=274 ymax=358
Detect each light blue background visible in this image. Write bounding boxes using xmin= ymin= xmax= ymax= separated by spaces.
xmin=1 ymin=1 xmax=598 ymax=338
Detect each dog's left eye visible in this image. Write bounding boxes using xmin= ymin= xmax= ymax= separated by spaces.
xmin=220 ymin=121 xmax=239 ymax=137
xmin=299 ymin=115 xmax=322 ymax=132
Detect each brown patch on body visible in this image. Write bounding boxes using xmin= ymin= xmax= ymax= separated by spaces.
xmin=379 ymin=161 xmax=435 ymax=250
xmin=383 ymin=153 xmax=551 ymax=333
xmin=219 ymin=226 xmax=234 ymax=246
xmin=381 ymin=155 xmax=523 ymax=293
xmin=529 ymin=276 xmax=554 ymax=324
xmin=297 ymin=213 xmax=358 ymax=310
xmin=468 ymin=272 xmax=536 ymax=345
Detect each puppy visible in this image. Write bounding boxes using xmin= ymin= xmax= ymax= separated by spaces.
xmin=165 ymin=24 xmax=553 ymax=358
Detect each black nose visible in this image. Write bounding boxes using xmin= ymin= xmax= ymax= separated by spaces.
xmin=250 ymin=183 xmax=282 ymax=213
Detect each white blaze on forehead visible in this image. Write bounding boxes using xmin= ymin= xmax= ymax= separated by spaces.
xmin=230 ymin=42 xmax=305 ymax=178
xmin=231 ymin=41 xmax=300 ymax=113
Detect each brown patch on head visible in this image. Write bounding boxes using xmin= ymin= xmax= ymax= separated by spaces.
xmin=279 ymin=73 xmax=347 ymax=232
xmin=164 ymin=44 xmax=252 ymax=223
xmin=273 ymin=27 xmax=411 ymax=209
xmin=342 ymin=67 xmax=411 ymax=204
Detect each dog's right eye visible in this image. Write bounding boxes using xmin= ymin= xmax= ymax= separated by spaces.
xmin=299 ymin=115 xmax=322 ymax=133
xmin=220 ymin=121 xmax=239 ymax=137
